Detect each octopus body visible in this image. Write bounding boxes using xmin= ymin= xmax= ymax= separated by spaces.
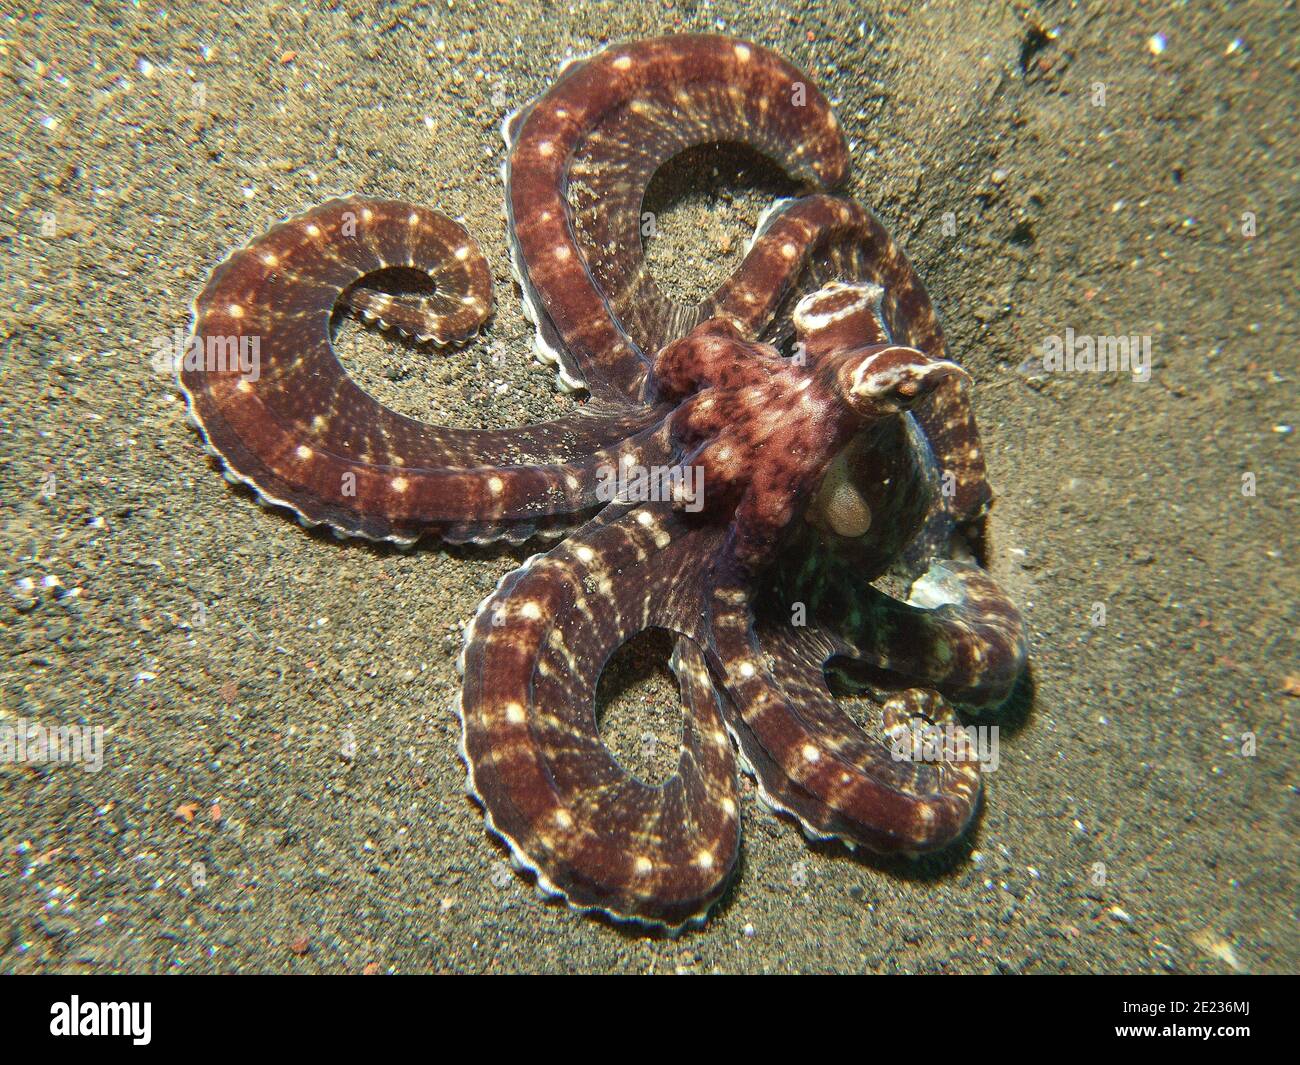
xmin=181 ymin=35 xmax=1027 ymax=929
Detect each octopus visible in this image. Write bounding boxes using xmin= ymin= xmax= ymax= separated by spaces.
xmin=180 ymin=34 xmax=1027 ymax=930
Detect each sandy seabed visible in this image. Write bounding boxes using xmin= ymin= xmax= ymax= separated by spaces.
xmin=0 ymin=0 xmax=1295 ymax=973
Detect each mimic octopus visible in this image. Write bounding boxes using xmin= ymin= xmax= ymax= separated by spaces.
xmin=180 ymin=35 xmax=1027 ymax=929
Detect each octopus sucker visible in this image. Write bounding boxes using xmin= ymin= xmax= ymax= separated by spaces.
xmin=182 ymin=35 xmax=1026 ymax=929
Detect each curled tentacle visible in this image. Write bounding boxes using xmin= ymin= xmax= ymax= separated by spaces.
xmin=845 ymin=561 xmax=1028 ymax=709
xmin=181 ymin=197 xmax=671 ymax=545
xmin=505 ymin=35 xmax=848 ymax=403
xmin=458 ymin=501 xmax=740 ymax=928
xmin=340 ymin=284 xmax=481 ymax=345
xmin=705 ymin=587 xmax=983 ymax=853
xmin=720 ymin=196 xmax=935 ymax=348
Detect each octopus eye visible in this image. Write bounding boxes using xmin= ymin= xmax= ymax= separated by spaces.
xmin=839 ymin=345 xmax=968 ymax=417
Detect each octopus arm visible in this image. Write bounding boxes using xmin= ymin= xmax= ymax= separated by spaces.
xmin=839 ymin=561 xmax=1029 ymax=710
xmin=181 ymin=198 xmax=669 ymax=545
xmin=703 ymin=585 xmax=983 ymax=855
xmin=505 ymin=35 xmax=849 ymax=403
xmin=457 ymin=501 xmax=740 ymax=929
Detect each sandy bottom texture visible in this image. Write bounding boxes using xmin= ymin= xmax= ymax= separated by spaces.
xmin=0 ymin=0 xmax=1294 ymax=973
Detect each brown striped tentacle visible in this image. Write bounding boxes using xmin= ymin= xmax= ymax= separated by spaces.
xmin=717 ymin=197 xmax=935 ymax=346
xmin=715 ymin=560 xmax=1025 ymax=851
xmin=340 ymin=284 xmax=481 ymax=345
xmin=181 ymin=197 xmax=670 ymax=544
xmin=706 ymin=590 xmax=983 ymax=854
xmin=840 ymin=561 xmax=1028 ymax=710
xmin=458 ymin=501 xmax=740 ymax=928
xmin=505 ymin=34 xmax=849 ymax=405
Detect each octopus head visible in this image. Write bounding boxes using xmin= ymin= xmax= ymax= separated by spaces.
xmin=835 ymin=344 xmax=967 ymax=418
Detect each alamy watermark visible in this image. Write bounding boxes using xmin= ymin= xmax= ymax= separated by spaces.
xmin=0 ymin=717 xmax=105 ymax=772
xmin=1036 ymin=328 xmax=1151 ymax=382
xmin=890 ymin=722 xmax=1000 ymax=772
xmin=50 ymin=996 xmax=150 ymax=1045
xmin=595 ymin=462 xmax=704 ymax=512
xmin=151 ymin=327 xmax=261 ymax=382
